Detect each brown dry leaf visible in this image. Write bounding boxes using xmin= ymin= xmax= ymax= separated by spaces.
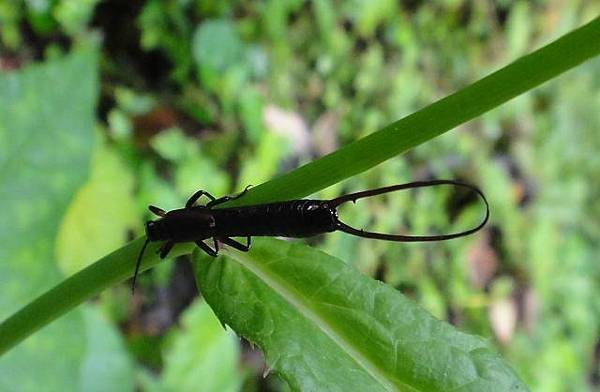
xmin=133 ymin=105 xmax=181 ymax=134
xmin=512 ymin=181 xmax=526 ymax=204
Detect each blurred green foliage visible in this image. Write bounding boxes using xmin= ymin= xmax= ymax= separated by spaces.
xmin=56 ymin=131 xmax=138 ymax=276
xmin=141 ymin=301 xmax=242 ymax=392
xmin=0 ymin=48 xmax=133 ymax=390
xmin=1 ymin=0 xmax=598 ymax=390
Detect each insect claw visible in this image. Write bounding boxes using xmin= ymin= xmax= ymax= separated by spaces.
xmin=149 ymin=205 xmax=166 ymax=217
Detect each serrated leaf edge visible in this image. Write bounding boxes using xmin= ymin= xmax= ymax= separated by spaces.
xmin=224 ymin=248 xmax=418 ymax=392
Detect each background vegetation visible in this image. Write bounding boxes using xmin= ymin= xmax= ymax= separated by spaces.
xmin=0 ymin=0 xmax=598 ymax=390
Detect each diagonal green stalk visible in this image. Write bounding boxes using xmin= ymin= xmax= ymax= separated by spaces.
xmin=0 ymin=16 xmax=598 ymax=356
xmin=0 ymin=239 xmax=193 ymax=356
xmin=221 ymin=16 xmax=600 ymax=206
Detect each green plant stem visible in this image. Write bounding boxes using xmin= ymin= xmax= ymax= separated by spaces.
xmin=222 ymin=16 xmax=600 ymax=207
xmin=0 ymin=17 xmax=598 ymax=356
xmin=0 ymin=238 xmax=192 ymax=356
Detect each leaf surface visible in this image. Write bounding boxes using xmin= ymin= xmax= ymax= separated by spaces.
xmin=56 ymin=134 xmax=137 ymax=275
xmin=0 ymin=49 xmax=133 ymax=390
xmin=194 ymin=238 xmax=527 ymax=391
xmin=161 ymin=301 xmax=242 ymax=392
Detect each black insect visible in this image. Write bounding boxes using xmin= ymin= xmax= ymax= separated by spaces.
xmin=133 ymin=180 xmax=489 ymax=291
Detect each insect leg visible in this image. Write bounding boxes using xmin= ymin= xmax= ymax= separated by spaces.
xmin=186 ymin=190 xmax=216 ymax=208
xmin=149 ymin=205 xmax=166 ymax=217
xmin=218 ymin=236 xmax=251 ymax=252
xmin=157 ymin=241 xmax=175 ymax=258
xmin=132 ymin=238 xmax=150 ymax=293
xmin=195 ymin=240 xmax=218 ymax=257
xmin=207 ymin=185 xmax=252 ymax=208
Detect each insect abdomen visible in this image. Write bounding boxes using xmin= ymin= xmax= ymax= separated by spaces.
xmin=212 ymin=200 xmax=338 ymax=238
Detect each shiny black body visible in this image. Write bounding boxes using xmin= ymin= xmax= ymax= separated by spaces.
xmin=147 ymin=200 xmax=338 ymax=242
xmin=132 ymin=180 xmax=489 ymax=292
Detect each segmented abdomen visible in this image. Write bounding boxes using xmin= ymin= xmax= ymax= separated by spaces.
xmin=212 ymin=200 xmax=338 ymax=238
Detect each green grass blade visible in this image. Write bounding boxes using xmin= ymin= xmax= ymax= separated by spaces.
xmin=223 ymin=16 xmax=600 ymax=206
xmin=0 ymin=17 xmax=598 ymax=356
xmin=0 ymin=239 xmax=192 ymax=356
xmin=194 ymin=238 xmax=528 ymax=391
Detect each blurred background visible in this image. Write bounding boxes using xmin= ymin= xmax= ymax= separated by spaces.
xmin=1 ymin=1 xmax=599 ymax=391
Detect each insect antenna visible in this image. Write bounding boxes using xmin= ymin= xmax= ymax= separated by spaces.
xmin=330 ymin=179 xmax=489 ymax=242
xmin=132 ymin=237 xmax=150 ymax=293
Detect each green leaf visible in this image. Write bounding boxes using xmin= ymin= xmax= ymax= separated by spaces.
xmin=56 ymin=133 xmax=137 ymax=276
xmin=0 ymin=49 xmax=134 ymax=390
xmin=161 ymin=301 xmax=243 ymax=392
xmin=345 ymin=0 xmax=397 ymax=37
xmin=239 ymin=86 xmax=265 ymax=144
xmin=80 ymin=307 xmax=135 ymax=392
xmin=150 ymin=128 xmax=230 ymax=198
xmin=54 ymin=0 xmax=100 ymax=35
xmin=175 ymin=154 xmax=230 ymax=200
xmin=194 ymin=238 xmax=526 ymax=391
xmin=150 ymin=127 xmax=197 ymax=162
xmin=0 ymin=49 xmax=94 ymax=386
xmin=192 ymin=19 xmax=245 ymax=90
xmin=238 ymin=132 xmax=288 ymax=187
xmin=192 ymin=19 xmax=243 ymax=71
